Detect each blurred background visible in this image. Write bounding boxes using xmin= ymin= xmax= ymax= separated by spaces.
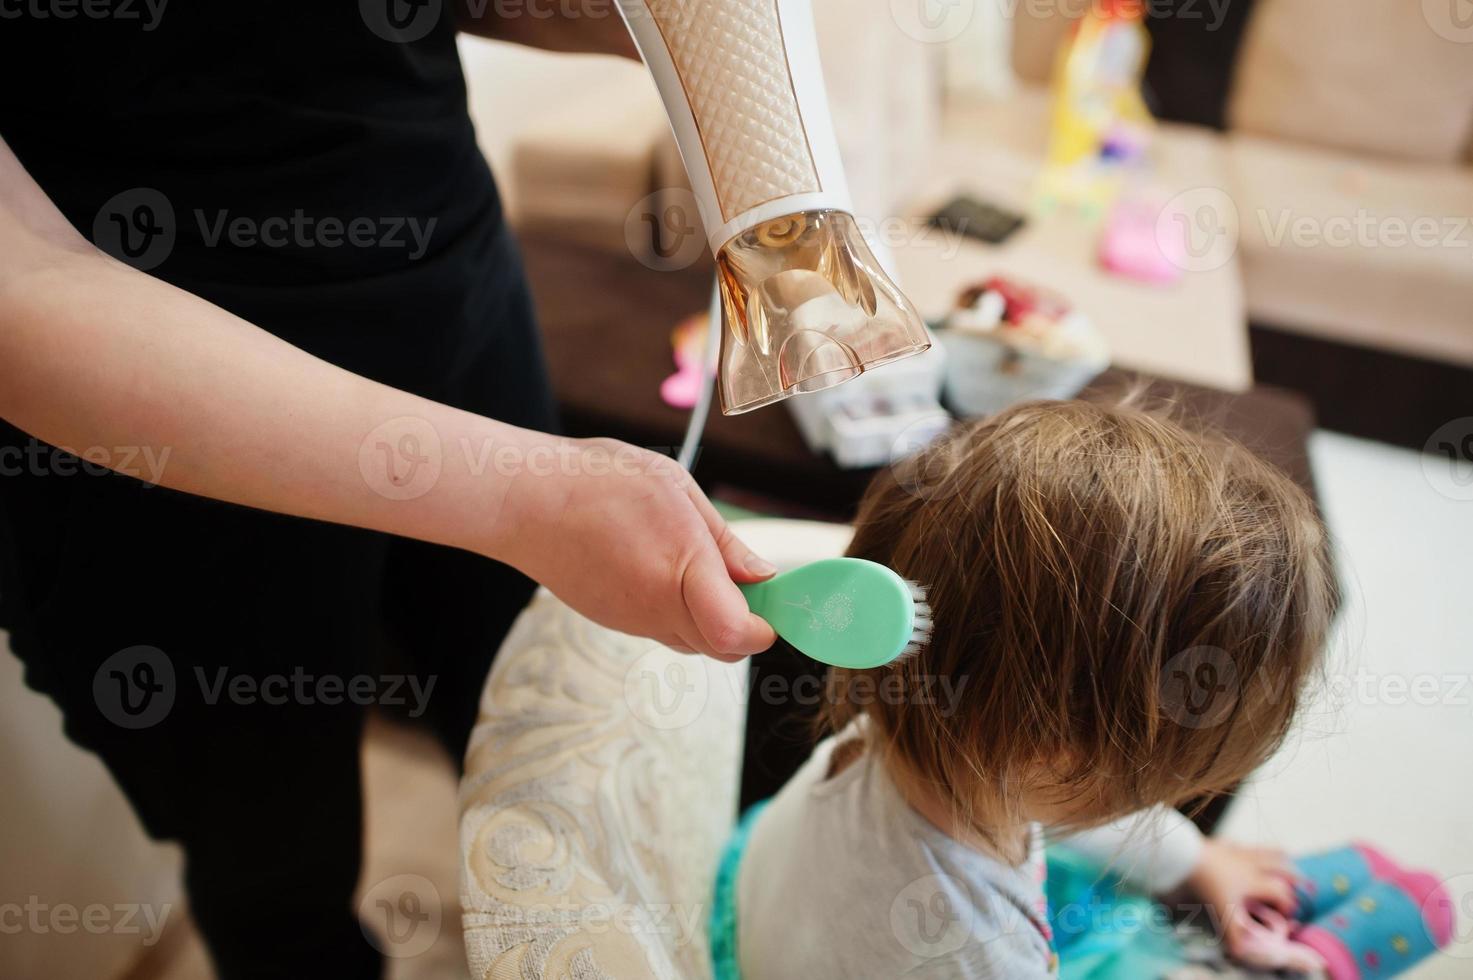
xmin=3 ymin=0 xmax=1470 ymax=976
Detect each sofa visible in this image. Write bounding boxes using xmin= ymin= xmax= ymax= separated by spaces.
xmin=1014 ymin=0 xmax=1473 ymax=446
xmin=461 ymin=0 xmax=1473 ymax=446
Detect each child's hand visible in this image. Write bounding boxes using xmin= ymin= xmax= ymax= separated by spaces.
xmin=1186 ymin=838 xmax=1297 ymax=960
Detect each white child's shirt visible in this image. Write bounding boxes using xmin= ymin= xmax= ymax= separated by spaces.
xmin=736 ymin=731 xmax=1204 ymax=979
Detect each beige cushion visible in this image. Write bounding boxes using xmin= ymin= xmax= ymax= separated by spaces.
xmin=507 ymin=63 xmax=670 ymax=254
xmin=811 ymin=0 xmax=940 ymax=220
xmin=458 ymin=39 xmax=662 ymax=224
xmin=1009 ymin=5 xmax=1080 ymax=85
xmin=1229 ymin=133 xmax=1473 ymax=365
xmin=1229 ymin=0 xmax=1473 ymax=164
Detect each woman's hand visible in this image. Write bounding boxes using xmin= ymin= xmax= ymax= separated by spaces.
xmin=1187 ymin=838 xmax=1298 ymax=959
xmin=493 ymin=436 xmax=778 ymax=662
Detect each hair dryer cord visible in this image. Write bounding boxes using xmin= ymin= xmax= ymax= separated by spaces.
xmin=677 ymin=275 xmax=722 ymax=472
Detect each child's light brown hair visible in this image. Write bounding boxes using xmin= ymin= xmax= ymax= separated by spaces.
xmin=826 ymin=398 xmax=1339 ymax=834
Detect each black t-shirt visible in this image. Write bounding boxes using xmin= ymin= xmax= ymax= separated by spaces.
xmin=0 ymin=3 xmax=513 ymax=393
xmin=0 ymin=5 xmax=561 ymax=708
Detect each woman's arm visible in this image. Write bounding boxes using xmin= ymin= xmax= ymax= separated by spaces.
xmin=0 ymin=138 xmax=774 ymax=660
xmin=455 ymin=0 xmax=639 ymax=58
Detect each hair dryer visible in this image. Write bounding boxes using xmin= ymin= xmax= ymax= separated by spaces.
xmin=615 ymin=0 xmax=931 ymax=415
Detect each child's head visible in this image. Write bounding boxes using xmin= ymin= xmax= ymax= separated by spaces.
xmin=828 ymin=398 xmax=1339 ymax=833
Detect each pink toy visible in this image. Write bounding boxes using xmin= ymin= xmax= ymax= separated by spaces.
xmin=1099 ymin=193 xmax=1186 ymax=285
xmin=661 ymin=313 xmax=709 ymax=409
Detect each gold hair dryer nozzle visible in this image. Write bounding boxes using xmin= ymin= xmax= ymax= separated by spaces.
xmin=616 ymin=0 xmax=930 ymax=414
xmin=715 ymin=211 xmax=930 ymax=414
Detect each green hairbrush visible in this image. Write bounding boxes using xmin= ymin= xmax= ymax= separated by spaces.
xmin=739 ymin=558 xmax=933 ymax=669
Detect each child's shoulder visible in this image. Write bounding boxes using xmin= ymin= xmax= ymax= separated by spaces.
xmin=734 ymin=736 xmax=1057 ymax=979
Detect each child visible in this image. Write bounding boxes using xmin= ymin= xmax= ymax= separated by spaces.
xmin=732 ymin=399 xmax=1340 ymax=978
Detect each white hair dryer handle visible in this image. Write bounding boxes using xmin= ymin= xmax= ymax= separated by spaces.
xmin=615 ymin=0 xmax=854 ymax=253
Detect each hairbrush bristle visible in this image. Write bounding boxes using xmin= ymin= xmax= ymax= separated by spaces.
xmin=893 ymin=579 xmax=933 ymax=663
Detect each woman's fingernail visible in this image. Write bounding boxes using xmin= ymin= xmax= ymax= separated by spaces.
xmin=746 ymin=554 xmax=777 ymax=577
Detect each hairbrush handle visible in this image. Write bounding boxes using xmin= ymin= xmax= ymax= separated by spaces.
xmin=615 ymin=0 xmax=853 ymax=253
xmin=738 ymin=558 xmax=931 ymax=669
